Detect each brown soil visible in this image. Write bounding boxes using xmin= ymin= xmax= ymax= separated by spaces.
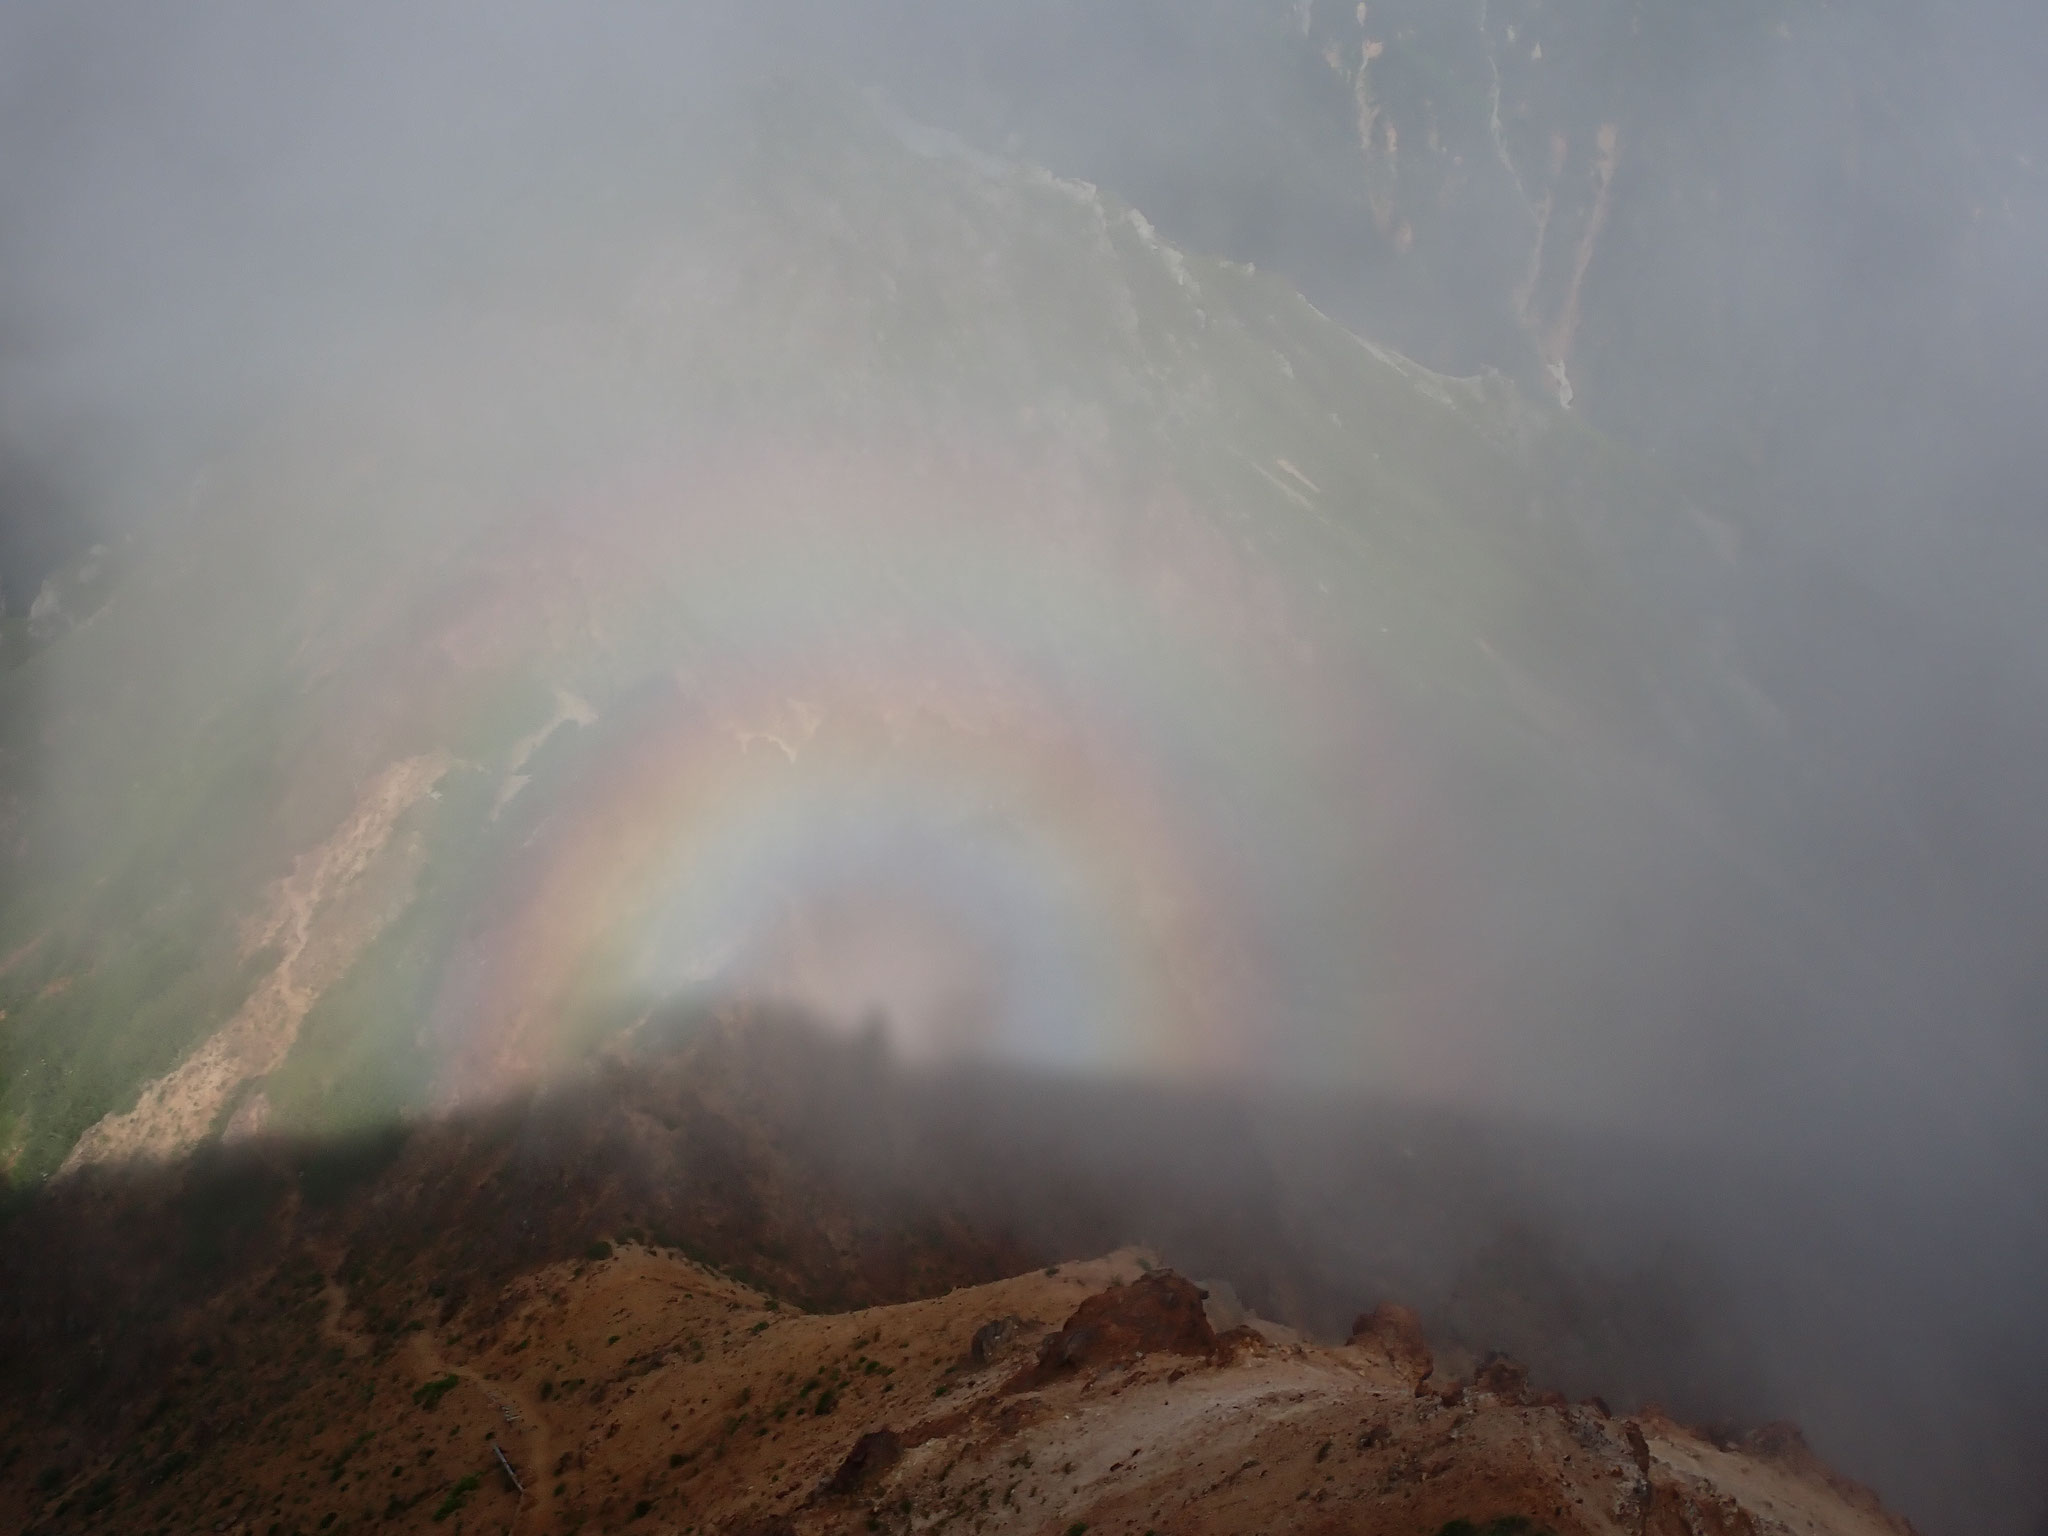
xmin=0 ymin=1242 xmax=1912 ymax=1536
xmin=0 ymin=1018 xmax=1930 ymax=1536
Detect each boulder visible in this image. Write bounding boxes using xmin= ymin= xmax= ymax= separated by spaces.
xmin=1022 ymin=1271 xmax=1216 ymax=1382
xmin=1347 ymin=1301 xmax=1434 ymax=1390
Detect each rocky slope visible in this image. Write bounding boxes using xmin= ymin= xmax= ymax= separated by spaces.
xmin=0 ymin=1014 xmax=1767 ymax=1433
xmin=0 ymin=1016 xmax=1930 ymax=1536
xmin=0 ymin=1237 xmax=1911 ymax=1536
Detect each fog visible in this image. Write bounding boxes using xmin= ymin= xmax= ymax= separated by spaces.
xmin=1 ymin=4 xmax=2044 ymax=1533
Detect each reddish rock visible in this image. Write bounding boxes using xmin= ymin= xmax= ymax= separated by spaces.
xmin=1472 ymin=1352 xmax=1532 ymax=1404
xmin=1347 ymin=1300 xmax=1434 ymax=1389
xmin=970 ymin=1314 xmax=1025 ymax=1364
xmin=1018 ymin=1270 xmax=1216 ymax=1384
xmin=1212 ymin=1323 xmax=1266 ymax=1360
xmin=1624 ymin=1419 xmax=1654 ymax=1477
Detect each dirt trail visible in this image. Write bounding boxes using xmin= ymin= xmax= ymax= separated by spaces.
xmin=318 ymin=1260 xmax=558 ymax=1532
xmin=406 ymin=1342 xmax=555 ymax=1532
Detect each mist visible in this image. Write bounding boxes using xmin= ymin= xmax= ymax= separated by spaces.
xmin=1 ymin=5 xmax=2045 ymax=1534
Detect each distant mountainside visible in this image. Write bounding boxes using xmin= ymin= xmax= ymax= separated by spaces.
xmin=829 ymin=0 xmax=2044 ymax=518
xmin=0 ymin=82 xmax=1763 ymax=1183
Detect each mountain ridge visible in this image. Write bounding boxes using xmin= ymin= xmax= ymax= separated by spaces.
xmin=0 ymin=1010 xmax=1890 ymax=1536
xmin=0 ymin=1223 xmax=1914 ymax=1536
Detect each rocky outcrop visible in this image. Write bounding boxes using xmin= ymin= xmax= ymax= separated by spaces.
xmin=1017 ymin=1269 xmax=1218 ymax=1384
xmin=1348 ymin=1299 xmax=1435 ymax=1389
xmin=970 ymin=1314 xmax=1026 ymax=1364
xmin=819 ymin=1429 xmax=902 ymax=1498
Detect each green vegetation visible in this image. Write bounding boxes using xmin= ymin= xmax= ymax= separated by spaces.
xmin=411 ymin=1375 xmax=460 ymax=1411
xmin=431 ymin=1472 xmax=481 ymax=1521
xmin=325 ymin=1431 xmax=373 ymax=1481
xmin=0 ymin=650 xmax=311 ymax=1184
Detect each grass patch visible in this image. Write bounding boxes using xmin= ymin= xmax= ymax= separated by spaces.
xmin=432 ymin=1473 xmax=481 ymax=1521
xmin=412 ymin=1375 xmax=460 ymax=1411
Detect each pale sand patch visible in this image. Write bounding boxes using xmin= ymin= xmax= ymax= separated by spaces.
xmin=1647 ymin=1419 xmax=1912 ymax=1536
xmin=59 ymin=752 xmax=453 ymax=1171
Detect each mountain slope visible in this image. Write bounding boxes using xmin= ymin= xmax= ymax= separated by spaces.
xmin=0 ymin=1238 xmax=1911 ymax=1536
xmin=0 ymin=83 xmax=1761 ymax=1181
